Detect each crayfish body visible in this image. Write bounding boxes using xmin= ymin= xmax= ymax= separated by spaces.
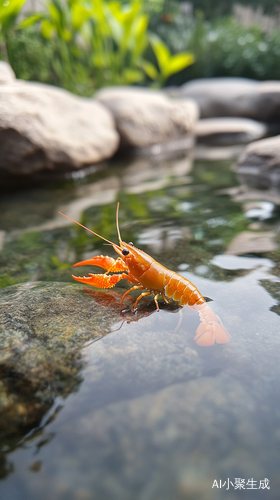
xmin=59 ymin=205 xmax=230 ymax=347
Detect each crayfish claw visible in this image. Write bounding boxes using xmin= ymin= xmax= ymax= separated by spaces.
xmin=72 ymin=272 xmax=128 ymax=289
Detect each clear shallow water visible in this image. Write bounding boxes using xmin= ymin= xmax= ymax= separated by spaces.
xmin=1 ymin=149 xmax=280 ymax=499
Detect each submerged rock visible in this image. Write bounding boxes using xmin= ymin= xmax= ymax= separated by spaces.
xmin=0 ymin=282 xmax=121 ymax=454
xmin=0 ymin=81 xmax=119 ymax=175
xmin=96 ymin=86 xmax=198 ymax=150
xmin=225 ymin=230 xmax=277 ymax=255
xmin=43 ymin=375 xmax=266 ymax=500
xmin=0 ymin=281 xmax=203 ymax=480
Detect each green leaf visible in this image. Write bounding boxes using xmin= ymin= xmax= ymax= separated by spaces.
xmin=139 ymin=59 xmax=158 ymax=79
xmin=164 ymin=52 xmax=195 ymax=79
xmin=61 ymin=27 xmax=71 ymax=41
xmin=103 ymin=3 xmax=123 ymax=45
xmin=72 ymin=3 xmax=92 ymax=31
xmin=130 ymin=14 xmax=148 ymax=56
xmin=91 ymin=0 xmax=106 ymax=23
xmin=47 ymin=1 xmax=60 ymax=24
xmin=0 ymin=0 xmax=27 ymax=33
xmin=41 ymin=18 xmax=54 ymax=39
xmin=149 ymin=33 xmax=170 ymax=73
xmin=20 ymin=13 xmax=44 ymax=28
xmin=123 ymin=67 xmax=144 ymax=83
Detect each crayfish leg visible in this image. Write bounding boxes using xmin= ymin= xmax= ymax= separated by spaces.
xmin=120 ymin=285 xmax=145 ymax=306
xmin=133 ymin=291 xmax=153 ymax=311
xmin=153 ymin=293 xmax=160 ymax=311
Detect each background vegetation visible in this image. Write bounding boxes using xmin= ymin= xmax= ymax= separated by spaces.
xmin=0 ymin=0 xmax=194 ymax=94
xmin=155 ymin=13 xmax=280 ymax=84
xmin=1 ymin=0 xmax=280 ymax=95
xmin=180 ymin=0 xmax=280 ymax=19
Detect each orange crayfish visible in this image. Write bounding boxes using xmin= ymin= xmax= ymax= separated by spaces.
xmin=59 ymin=204 xmax=230 ymax=346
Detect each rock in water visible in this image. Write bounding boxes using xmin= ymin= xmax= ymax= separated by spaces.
xmin=96 ymin=86 xmax=198 ymax=150
xmin=168 ymin=77 xmax=280 ymax=123
xmin=0 ymin=282 xmax=121 ymax=451
xmin=237 ymin=135 xmax=280 ymax=188
xmin=167 ymin=77 xmax=259 ymax=119
xmin=195 ymin=117 xmax=267 ymax=145
xmin=0 ymin=81 xmax=119 ymax=175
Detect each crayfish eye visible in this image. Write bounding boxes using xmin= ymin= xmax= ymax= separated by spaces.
xmin=129 ymin=242 xmax=134 ymax=246
xmin=122 ymin=249 xmax=129 ymax=256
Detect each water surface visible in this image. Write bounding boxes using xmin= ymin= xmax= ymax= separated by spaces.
xmin=0 ymin=149 xmax=280 ymax=499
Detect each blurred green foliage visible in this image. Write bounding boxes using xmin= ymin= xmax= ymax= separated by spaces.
xmin=191 ymin=0 xmax=280 ymax=18
xmin=2 ymin=0 xmax=280 ymax=91
xmin=0 ymin=0 xmax=26 ymax=37
xmin=0 ymin=0 xmax=26 ymax=59
xmin=156 ymin=13 xmax=280 ymax=83
xmin=144 ymin=33 xmax=194 ymax=86
xmin=1 ymin=0 xmax=193 ymax=93
xmin=163 ymin=0 xmax=280 ymax=19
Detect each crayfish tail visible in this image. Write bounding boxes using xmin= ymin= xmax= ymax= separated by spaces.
xmin=194 ymin=321 xmax=230 ymax=346
xmin=194 ymin=303 xmax=230 ymax=346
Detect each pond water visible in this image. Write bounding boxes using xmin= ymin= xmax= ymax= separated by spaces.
xmin=0 ymin=148 xmax=280 ymax=499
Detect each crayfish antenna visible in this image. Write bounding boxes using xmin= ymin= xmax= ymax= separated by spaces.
xmin=58 ymin=212 xmax=121 ymax=250
xmin=116 ymin=202 xmax=123 ymax=245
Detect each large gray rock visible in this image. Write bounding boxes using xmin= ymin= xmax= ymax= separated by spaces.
xmin=0 ymin=81 xmax=119 ymax=175
xmin=168 ymin=77 xmax=280 ymax=122
xmin=96 ymin=86 xmax=198 ymax=150
xmin=0 ymin=61 xmax=15 ymax=84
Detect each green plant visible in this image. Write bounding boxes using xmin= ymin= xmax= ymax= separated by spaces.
xmin=0 ymin=0 xmax=26 ymax=59
xmin=189 ymin=16 xmax=280 ymax=80
xmin=154 ymin=13 xmax=280 ymax=84
xmin=6 ymin=26 xmax=61 ymax=85
xmin=1 ymin=0 xmax=195 ymax=93
xmin=0 ymin=0 xmax=26 ymax=38
xmin=142 ymin=33 xmax=194 ymax=86
xmin=21 ymin=0 xmax=151 ymax=91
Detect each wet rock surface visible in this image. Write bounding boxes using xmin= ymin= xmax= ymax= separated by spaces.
xmin=0 ymin=282 xmax=122 ymax=459
xmin=0 ymin=81 xmax=119 ymax=175
xmin=195 ymin=117 xmax=267 ymax=145
xmin=0 ymin=281 xmax=204 ymax=470
xmin=237 ymin=135 xmax=280 ymax=188
xmin=96 ymin=86 xmax=198 ymax=149
xmin=225 ymin=230 xmax=277 ymax=255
